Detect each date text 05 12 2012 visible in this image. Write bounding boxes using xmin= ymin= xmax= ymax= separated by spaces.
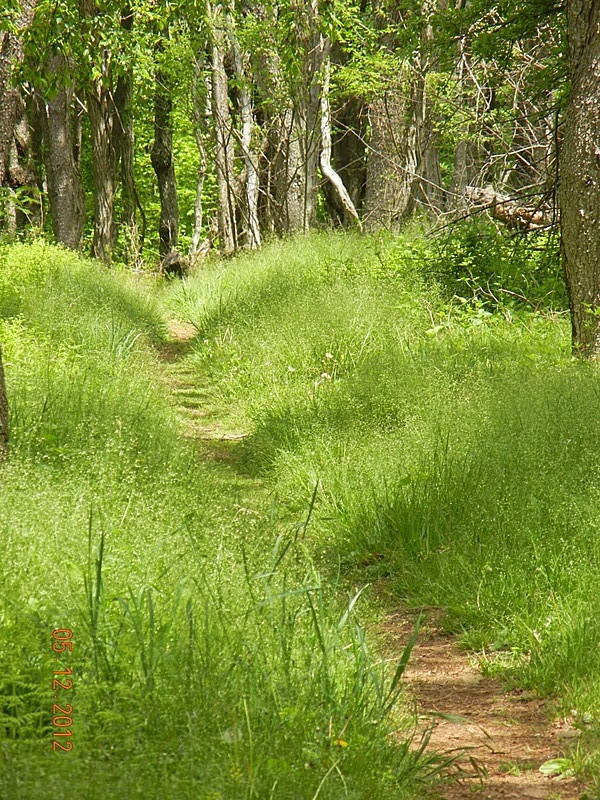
xmin=51 ymin=629 xmax=73 ymax=752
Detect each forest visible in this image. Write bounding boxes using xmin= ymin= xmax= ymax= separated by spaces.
xmin=1 ymin=0 xmax=600 ymax=799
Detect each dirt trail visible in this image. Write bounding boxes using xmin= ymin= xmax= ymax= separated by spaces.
xmin=384 ymin=610 xmax=582 ymax=800
xmin=162 ymin=321 xmax=582 ymax=800
xmin=160 ymin=321 xmax=249 ymax=453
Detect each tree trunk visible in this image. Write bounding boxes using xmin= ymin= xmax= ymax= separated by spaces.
xmin=363 ymin=2 xmax=418 ymax=232
xmin=151 ymin=59 xmax=179 ymax=257
xmin=7 ymin=100 xmax=38 ymax=231
xmin=208 ymin=0 xmax=237 ymax=253
xmin=114 ymin=8 xmax=143 ymax=263
xmin=363 ymin=73 xmax=418 ymax=232
xmin=296 ymin=0 xmax=321 ymax=231
xmin=448 ymin=137 xmax=481 ymax=203
xmin=79 ymin=0 xmax=118 ymax=261
xmin=42 ymin=55 xmax=85 ymax=249
xmin=115 ymin=68 xmax=143 ymax=261
xmin=228 ymin=12 xmax=261 ymax=249
xmin=0 ymin=346 xmax=8 ymax=460
xmin=270 ymin=105 xmax=306 ymax=233
xmin=413 ymin=0 xmax=444 ymax=213
xmin=560 ymin=0 xmax=600 ymax=357
xmin=247 ymin=2 xmax=311 ymax=236
xmin=25 ymin=88 xmax=45 ymax=229
xmin=88 ymin=83 xmax=117 ymax=261
xmin=301 ymin=100 xmax=320 ymax=231
xmin=0 ymin=0 xmax=37 ymax=188
xmin=190 ymin=56 xmax=210 ymax=259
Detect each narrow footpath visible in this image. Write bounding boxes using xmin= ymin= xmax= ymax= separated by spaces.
xmin=385 ymin=610 xmax=582 ymax=799
xmin=160 ymin=320 xmax=249 ymax=451
xmin=161 ymin=320 xmax=583 ymax=800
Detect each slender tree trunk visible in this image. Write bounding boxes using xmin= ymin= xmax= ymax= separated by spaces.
xmin=191 ymin=138 xmax=208 ymax=256
xmin=301 ymin=101 xmax=320 ymax=231
xmin=113 ymin=10 xmax=145 ymax=263
xmin=190 ymin=57 xmax=210 ymax=259
xmin=151 ymin=56 xmax=179 ymax=257
xmin=114 ymin=40 xmax=144 ymax=260
xmin=0 ymin=345 xmax=8 ymax=460
xmin=413 ymin=0 xmax=444 ymax=213
xmin=297 ymin=0 xmax=321 ymax=231
xmin=560 ymin=0 xmax=600 ymax=357
xmin=208 ymin=0 xmax=237 ymax=253
xmin=228 ymin=15 xmax=261 ymax=249
xmin=26 ymin=87 xmax=45 ymax=229
xmin=116 ymin=71 xmax=144 ymax=261
xmin=42 ymin=55 xmax=85 ymax=249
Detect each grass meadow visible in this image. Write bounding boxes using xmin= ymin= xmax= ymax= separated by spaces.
xmin=0 ymin=240 xmax=437 ymax=799
xmin=2 ymin=228 xmax=600 ymax=795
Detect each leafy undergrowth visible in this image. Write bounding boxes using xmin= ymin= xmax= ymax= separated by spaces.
xmin=0 ymin=241 xmax=439 ymax=799
xmin=166 ymin=229 xmax=600 ymax=792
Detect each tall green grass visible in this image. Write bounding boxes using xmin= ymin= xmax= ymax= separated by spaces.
xmin=168 ymin=229 xmax=600 ymax=787
xmin=6 ymin=227 xmax=599 ymax=794
xmin=0 ymin=241 xmax=440 ymax=799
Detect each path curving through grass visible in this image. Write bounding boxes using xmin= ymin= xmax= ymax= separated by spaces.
xmin=384 ymin=610 xmax=582 ymax=800
xmin=160 ymin=316 xmax=583 ymax=800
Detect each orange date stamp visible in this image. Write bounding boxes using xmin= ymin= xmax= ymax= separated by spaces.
xmin=51 ymin=629 xmax=73 ymax=752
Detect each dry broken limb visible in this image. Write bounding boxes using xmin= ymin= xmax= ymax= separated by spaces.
xmin=464 ymin=186 xmax=552 ymax=230
xmin=319 ymin=48 xmax=362 ymax=229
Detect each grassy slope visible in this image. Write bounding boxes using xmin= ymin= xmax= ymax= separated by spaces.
xmin=4 ymin=229 xmax=600 ymax=794
xmin=0 ymin=241 xmax=434 ymax=800
xmin=166 ymin=230 xmax=600 ymax=786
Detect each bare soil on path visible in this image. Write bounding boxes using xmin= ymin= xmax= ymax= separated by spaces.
xmin=384 ymin=610 xmax=583 ymax=800
xmin=161 ymin=320 xmax=583 ymax=800
xmin=160 ymin=320 xmax=249 ymax=453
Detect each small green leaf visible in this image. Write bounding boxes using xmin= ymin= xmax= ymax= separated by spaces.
xmin=539 ymin=758 xmax=573 ymax=778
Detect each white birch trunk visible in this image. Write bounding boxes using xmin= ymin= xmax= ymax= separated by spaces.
xmin=319 ymin=54 xmax=362 ymax=229
xmin=228 ymin=13 xmax=261 ymax=249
